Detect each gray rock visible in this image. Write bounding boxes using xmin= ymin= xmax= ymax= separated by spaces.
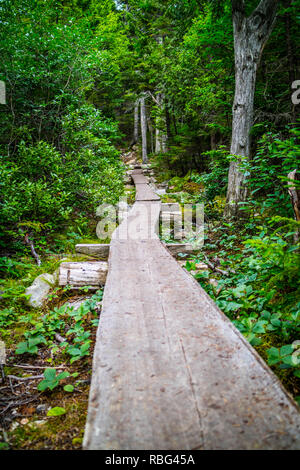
xmin=0 ymin=340 xmax=6 ymax=364
xmin=25 ymin=273 xmax=55 ymax=308
xmin=209 ymin=278 xmax=219 ymax=288
xmin=36 ymin=404 xmax=48 ymax=414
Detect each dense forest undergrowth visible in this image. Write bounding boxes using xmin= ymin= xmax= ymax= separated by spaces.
xmin=0 ymin=0 xmax=299 ymax=450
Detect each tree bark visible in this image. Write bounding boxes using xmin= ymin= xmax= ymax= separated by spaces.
xmin=147 ymin=115 xmax=154 ymax=154
xmin=224 ymin=0 xmax=279 ymax=218
xmin=288 ymin=170 xmax=300 ymax=221
xmin=155 ymin=92 xmax=168 ymax=154
xmin=284 ymin=0 xmax=296 ymax=123
xmin=287 ymin=169 xmax=300 ymax=242
xmin=133 ymin=98 xmax=139 ymax=143
xmin=140 ymin=95 xmax=148 ymax=164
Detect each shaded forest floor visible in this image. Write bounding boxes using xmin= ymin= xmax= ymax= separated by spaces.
xmin=1 ymin=152 xmax=299 ymax=450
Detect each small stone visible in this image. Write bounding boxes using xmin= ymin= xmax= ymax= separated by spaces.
xmin=209 ymin=278 xmax=219 ymax=288
xmin=25 ymin=273 xmax=55 ymax=308
xmin=28 ymin=419 xmax=47 ymax=428
xmin=10 ymin=422 xmax=20 ymax=431
xmin=156 ymin=189 xmax=166 ymax=196
xmin=195 ymin=262 xmax=209 ymax=270
xmin=36 ymin=404 xmax=48 ymax=414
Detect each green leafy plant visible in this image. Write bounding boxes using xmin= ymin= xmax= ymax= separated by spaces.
xmin=47 ymin=407 xmax=66 ymax=417
xmin=37 ymin=368 xmax=70 ymax=392
xmin=15 ymin=335 xmax=46 ymax=355
xmin=267 ymin=343 xmax=300 ymax=378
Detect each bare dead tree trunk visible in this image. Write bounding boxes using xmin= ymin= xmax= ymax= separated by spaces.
xmin=284 ymin=0 xmax=296 ymax=123
xmin=155 ymin=92 xmax=168 ymax=154
xmin=147 ymin=115 xmax=154 ymax=154
xmin=155 ymin=120 xmax=161 ymax=154
xmin=224 ymin=0 xmax=279 ymax=218
xmin=161 ymin=94 xmax=168 ymax=154
xmin=155 ymin=92 xmax=162 ymax=153
xmin=133 ymin=98 xmax=139 ymax=144
xmin=129 ymin=99 xmax=140 ymax=148
xmin=140 ymin=95 xmax=148 ymax=164
xmin=288 ymin=169 xmax=300 ymax=242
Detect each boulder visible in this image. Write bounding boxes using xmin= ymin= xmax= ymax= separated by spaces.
xmin=25 ymin=273 xmax=55 ymax=308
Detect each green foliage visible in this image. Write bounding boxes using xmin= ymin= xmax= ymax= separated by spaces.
xmin=190 ymin=209 xmax=300 ymax=385
xmin=14 ymin=290 xmax=103 ymax=364
xmin=0 ymin=0 xmax=125 ymax=257
xmin=47 ymin=407 xmax=67 ymax=416
xmin=0 ymin=108 xmax=124 ymax=248
xmin=239 ymin=129 xmax=300 ymax=218
xmin=191 ymin=146 xmax=229 ymax=203
xmin=15 ymin=335 xmax=47 ymax=355
xmin=37 ymin=368 xmax=70 ymax=392
xmin=267 ymin=343 xmax=300 ymax=378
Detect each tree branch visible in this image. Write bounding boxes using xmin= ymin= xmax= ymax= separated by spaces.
xmin=20 ymin=228 xmax=41 ymax=266
xmin=232 ymin=0 xmax=245 ymax=31
xmin=249 ymin=0 xmax=279 ymax=36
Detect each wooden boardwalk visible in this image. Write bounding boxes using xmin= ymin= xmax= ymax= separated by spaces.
xmin=83 ymin=169 xmax=300 ymax=450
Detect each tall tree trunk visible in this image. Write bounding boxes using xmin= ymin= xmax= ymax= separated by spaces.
xmin=129 ymin=98 xmax=139 ymax=148
xmin=155 ymin=115 xmax=161 ymax=153
xmin=165 ymin=103 xmax=171 ymax=142
xmin=133 ymin=98 xmax=139 ymax=144
xmin=210 ymin=133 xmax=216 ymax=150
xmin=147 ymin=115 xmax=154 ymax=154
xmin=224 ymin=0 xmax=279 ymax=218
xmin=287 ymin=169 xmax=300 ymax=242
xmin=155 ymin=92 xmax=162 ymax=153
xmin=284 ymin=0 xmax=296 ymax=123
xmin=140 ymin=95 xmax=148 ymax=164
xmin=155 ymin=92 xmax=167 ymax=153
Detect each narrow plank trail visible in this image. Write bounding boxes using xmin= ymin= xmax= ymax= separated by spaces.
xmin=82 ymin=165 xmax=300 ymax=450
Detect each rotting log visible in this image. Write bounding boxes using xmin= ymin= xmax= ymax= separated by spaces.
xmin=59 ymin=262 xmax=107 ymax=287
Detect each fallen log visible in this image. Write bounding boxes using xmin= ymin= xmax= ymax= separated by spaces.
xmin=75 ymin=244 xmax=110 ymax=259
xmin=59 ymin=262 xmax=108 ymax=287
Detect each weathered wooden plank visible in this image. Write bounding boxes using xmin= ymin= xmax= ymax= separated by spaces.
xmin=161 ymin=202 xmax=181 ymax=212
xmin=59 ymin=262 xmax=107 ymax=287
xmin=75 ymin=244 xmax=110 ymax=259
xmin=83 ymin=167 xmax=300 ymax=450
xmin=165 ymin=243 xmax=195 ymax=257
xmin=135 ymin=184 xmax=160 ymax=202
xmin=113 ymin=201 xmax=161 ymax=242
xmin=132 ymin=173 xmax=149 ymax=184
xmin=84 ymin=238 xmax=300 ymax=450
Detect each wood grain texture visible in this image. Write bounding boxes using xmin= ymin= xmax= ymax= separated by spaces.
xmin=165 ymin=243 xmax=195 ymax=257
xmin=59 ymin=262 xmax=107 ymax=286
xmin=75 ymin=244 xmax=110 ymax=259
xmin=83 ymin=169 xmax=300 ymax=450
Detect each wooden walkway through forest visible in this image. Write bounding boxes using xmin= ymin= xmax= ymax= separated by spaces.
xmin=83 ymin=167 xmax=300 ymax=450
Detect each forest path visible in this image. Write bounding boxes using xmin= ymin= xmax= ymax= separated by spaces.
xmin=83 ymin=165 xmax=300 ymax=450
